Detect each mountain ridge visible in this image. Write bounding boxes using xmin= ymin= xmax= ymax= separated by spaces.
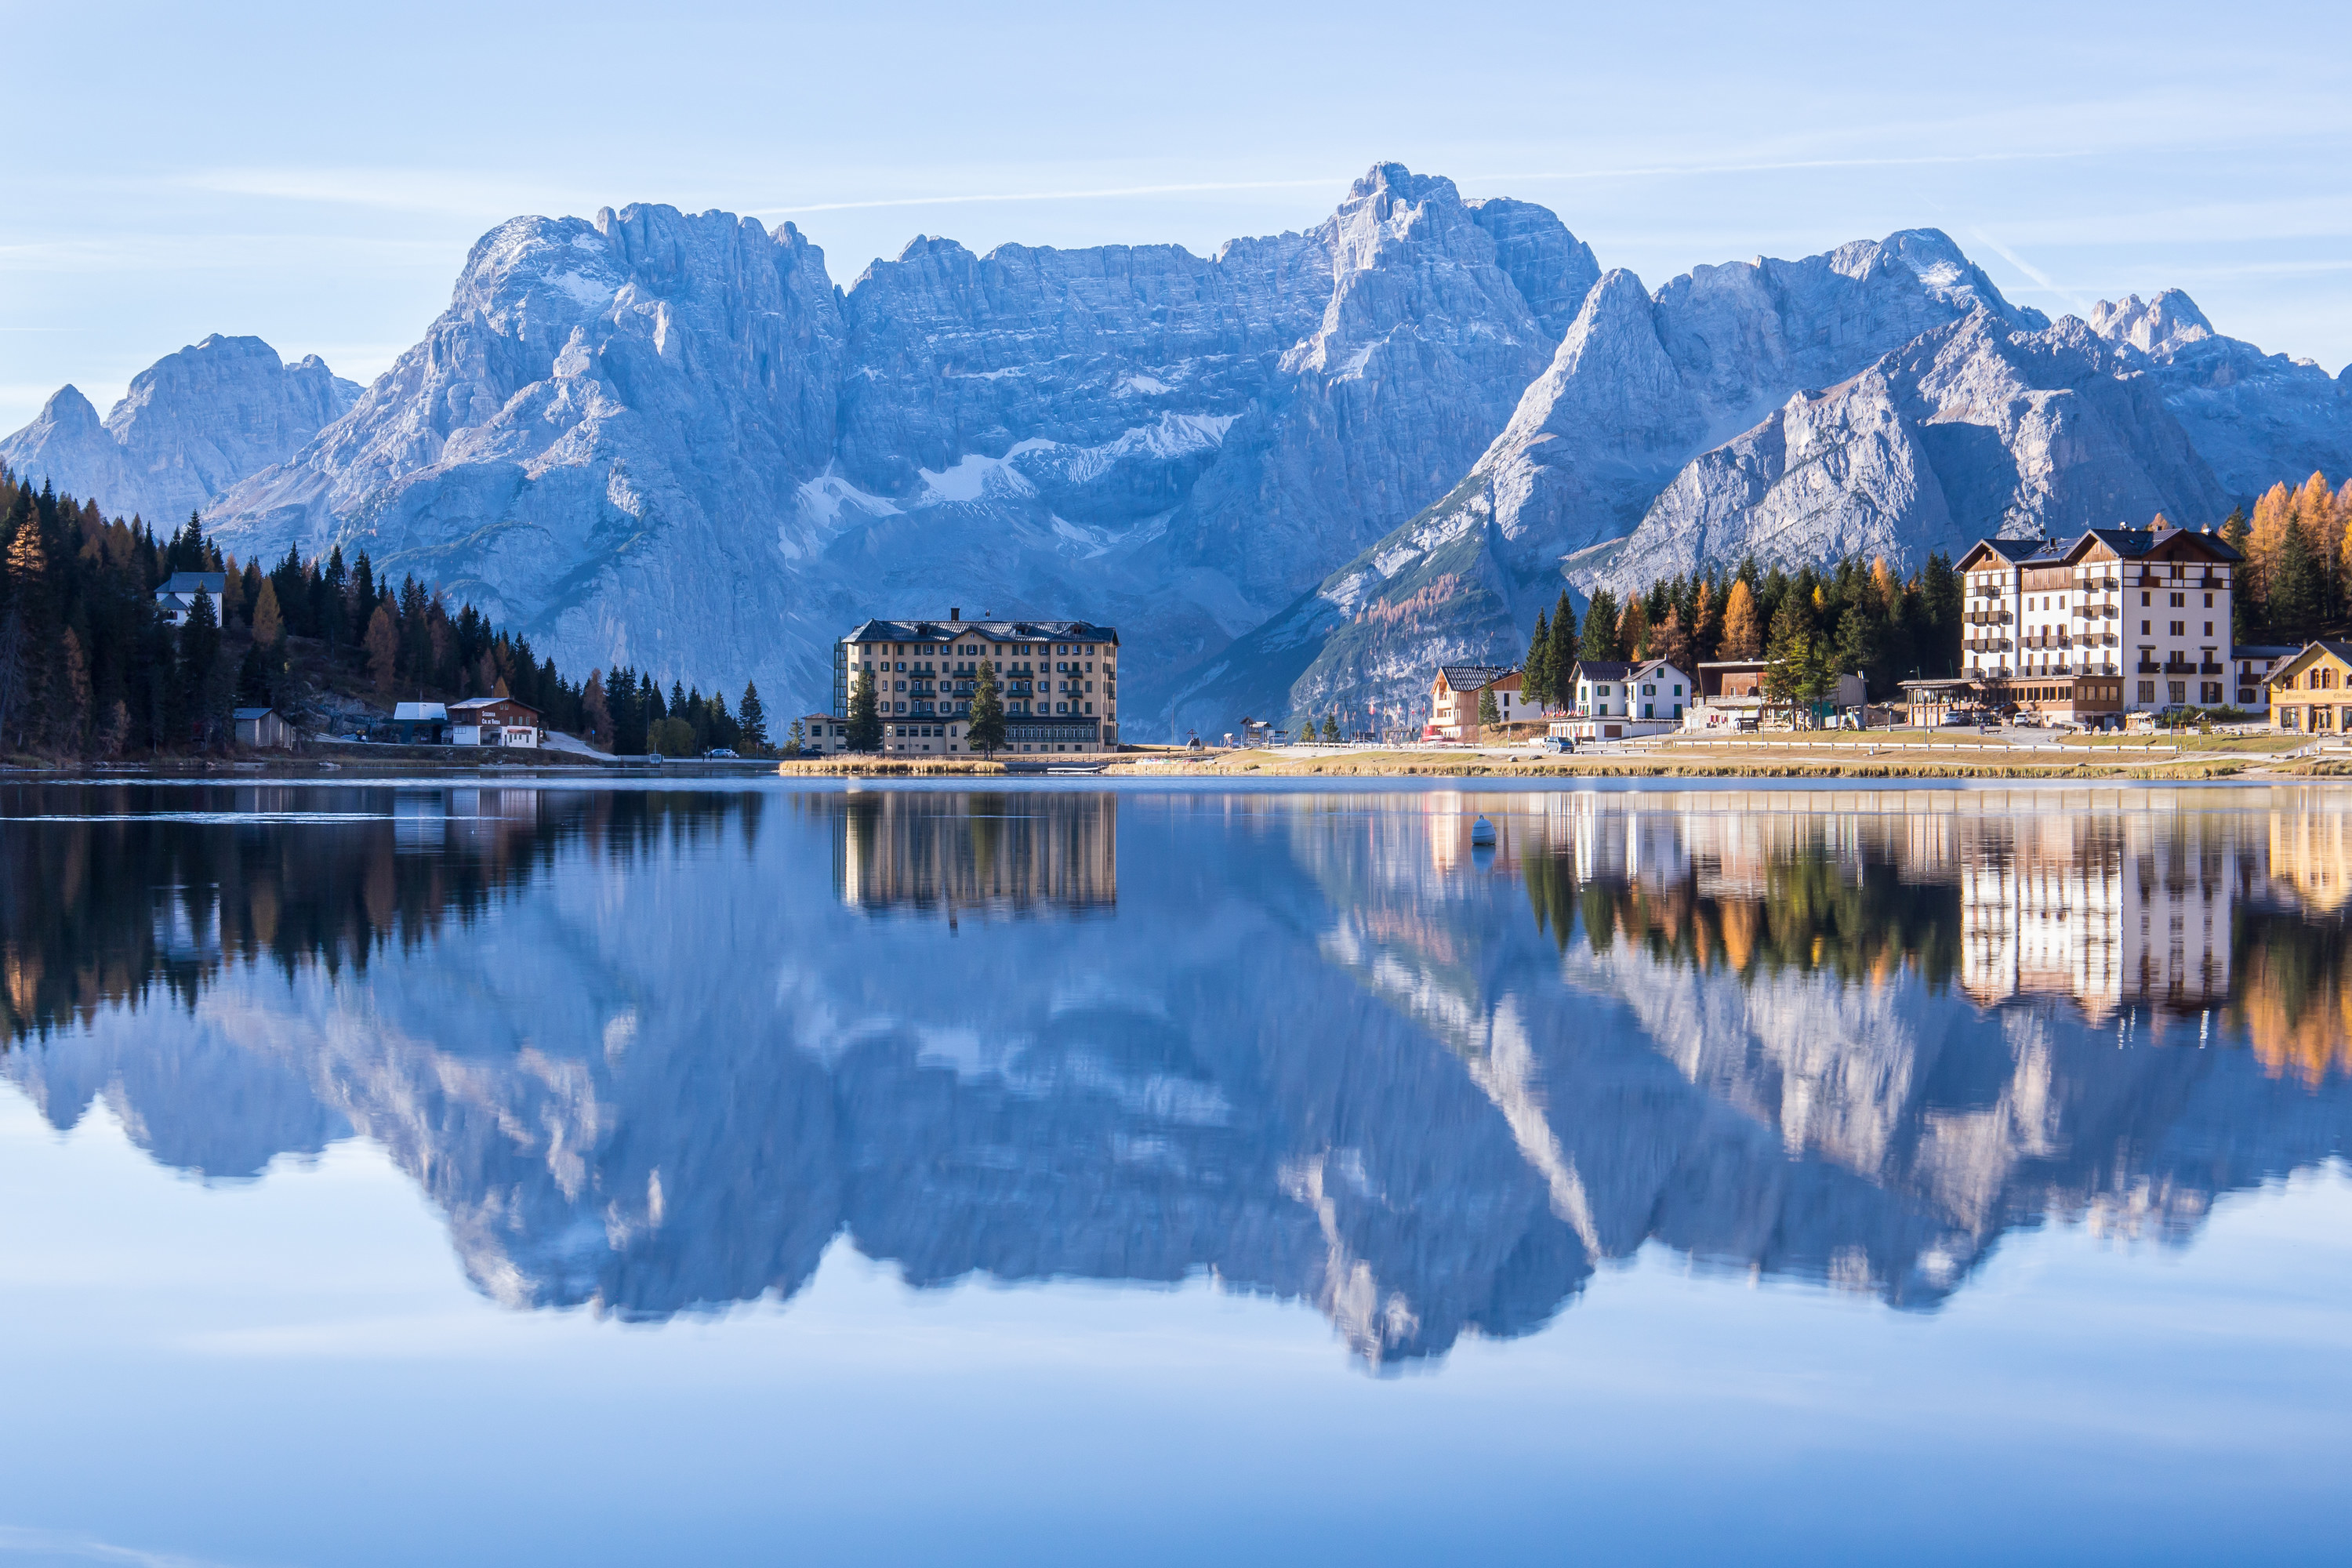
xmin=6 ymin=165 xmax=2349 ymax=734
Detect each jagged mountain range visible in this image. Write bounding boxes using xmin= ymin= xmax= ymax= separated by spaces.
xmin=6 ymin=164 xmax=2349 ymax=732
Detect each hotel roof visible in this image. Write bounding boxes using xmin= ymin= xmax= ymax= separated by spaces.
xmin=844 ymin=618 xmax=1118 ymax=644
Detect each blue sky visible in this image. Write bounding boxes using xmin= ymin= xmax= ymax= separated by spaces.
xmin=5 ymin=0 xmax=2349 ymax=430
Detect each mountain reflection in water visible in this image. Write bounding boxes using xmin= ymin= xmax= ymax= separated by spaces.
xmin=4 ymin=782 xmax=2350 ymax=1367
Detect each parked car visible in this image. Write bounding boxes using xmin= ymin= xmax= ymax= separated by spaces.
xmin=1542 ymin=735 xmax=1575 ymax=753
xmin=706 ymin=747 xmax=739 ymax=758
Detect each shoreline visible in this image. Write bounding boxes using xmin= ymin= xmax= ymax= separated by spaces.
xmin=3 ymin=747 xmax=2337 ymax=786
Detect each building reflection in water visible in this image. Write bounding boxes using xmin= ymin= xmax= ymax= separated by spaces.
xmin=832 ymin=789 xmax=1116 ymax=917
xmin=6 ymin=781 xmax=2352 ymax=1371
xmin=1478 ymin=786 xmax=2352 ymax=1076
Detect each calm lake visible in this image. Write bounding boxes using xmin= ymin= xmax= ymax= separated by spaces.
xmin=3 ymin=779 xmax=2349 ymax=1566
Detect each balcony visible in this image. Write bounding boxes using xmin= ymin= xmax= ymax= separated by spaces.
xmin=2163 ymin=662 xmax=2197 ymax=675
xmin=2200 ymin=662 xmax=2224 ymax=674
xmin=2137 ymin=661 xmax=2161 ymax=673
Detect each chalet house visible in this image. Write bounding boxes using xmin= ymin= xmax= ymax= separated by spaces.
xmin=1425 ymin=665 xmax=1523 ymax=742
xmin=154 ymin=572 xmax=227 ymax=628
xmin=2269 ymin=643 xmax=2352 ymax=733
xmin=232 ymin=706 xmax=293 ymax=750
xmin=449 ymin=695 xmax=543 ymax=747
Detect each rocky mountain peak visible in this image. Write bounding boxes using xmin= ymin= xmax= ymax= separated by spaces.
xmin=1 ymin=336 xmax=359 ymax=526
xmin=2087 ymin=289 xmax=2216 ymax=358
xmin=31 ymin=383 xmax=103 ymax=435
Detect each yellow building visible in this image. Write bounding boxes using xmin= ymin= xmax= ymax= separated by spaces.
xmin=2267 ymin=641 xmax=2352 ymax=735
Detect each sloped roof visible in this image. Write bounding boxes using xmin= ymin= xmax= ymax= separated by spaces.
xmin=231 ymin=706 xmax=276 ymax=720
xmin=157 ymin=571 xmax=227 ymax=595
xmin=1438 ymin=664 xmax=1517 ymax=691
xmin=1567 ymin=660 xmax=1636 ymax=681
xmin=2272 ymin=641 xmax=2352 ymax=681
xmin=844 ymin=618 xmax=1119 ymax=645
xmin=392 ymin=702 xmax=448 ymax=721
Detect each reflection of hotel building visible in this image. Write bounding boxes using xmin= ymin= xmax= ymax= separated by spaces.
xmin=833 ymin=791 xmax=1116 ymax=916
xmin=1960 ymin=811 xmax=2238 ymax=1020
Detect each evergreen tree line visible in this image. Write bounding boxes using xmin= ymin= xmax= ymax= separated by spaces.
xmin=2225 ymin=471 xmax=2352 ymax=641
xmin=0 ymin=465 xmax=770 ymax=757
xmin=596 ymin=668 xmax=770 ymax=757
xmin=1515 ymin=552 xmax=1963 ymax=711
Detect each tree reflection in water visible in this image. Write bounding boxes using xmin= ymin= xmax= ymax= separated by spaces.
xmin=3 ymin=782 xmax=2350 ymax=1367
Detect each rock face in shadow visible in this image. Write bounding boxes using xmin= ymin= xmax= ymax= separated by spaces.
xmin=0 ymin=335 xmax=358 ymax=527
xmin=9 ymin=786 xmax=2349 ymax=1367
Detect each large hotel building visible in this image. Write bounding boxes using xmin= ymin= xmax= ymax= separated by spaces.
xmin=1955 ymin=523 xmax=2245 ymax=721
xmin=833 ymin=612 xmax=1120 ymax=755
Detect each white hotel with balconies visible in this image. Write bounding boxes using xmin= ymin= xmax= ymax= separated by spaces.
xmin=1956 ymin=523 xmax=2244 ymax=721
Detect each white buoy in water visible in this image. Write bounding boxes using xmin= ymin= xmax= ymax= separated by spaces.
xmin=1470 ymin=815 xmax=1496 ymax=847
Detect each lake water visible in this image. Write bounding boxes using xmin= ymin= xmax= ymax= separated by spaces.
xmin=3 ymin=779 xmax=2349 ymax=1566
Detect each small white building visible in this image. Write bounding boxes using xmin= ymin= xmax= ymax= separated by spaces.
xmin=1564 ymin=658 xmax=1692 ymax=722
xmin=1552 ymin=657 xmax=1691 ymax=740
xmin=154 ymin=572 xmax=227 ymax=627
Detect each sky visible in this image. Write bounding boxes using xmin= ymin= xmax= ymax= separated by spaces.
xmin=4 ymin=0 xmax=2350 ymax=430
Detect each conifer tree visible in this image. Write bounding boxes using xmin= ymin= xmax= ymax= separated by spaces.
xmin=365 ymin=604 xmax=399 ymax=695
xmin=786 ymin=718 xmax=807 ymax=755
xmin=1653 ymin=606 xmax=1693 ymax=676
xmin=738 ymin=681 xmax=769 ymax=753
xmin=1523 ymin=609 xmax=1552 ymax=710
xmin=848 ymin=670 xmax=883 ymax=751
xmin=964 ymin=660 xmax=1005 ymax=755
xmin=1477 ymin=686 xmax=1501 ymax=731
xmin=252 ymin=579 xmax=283 ymax=652
xmin=1581 ymin=589 xmax=1622 ymax=660
xmin=1720 ymin=579 xmax=1764 ymax=659
xmin=1617 ymin=596 xmax=1651 ymax=661
xmin=1552 ymin=590 xmax=1576 ymax=666
xmin=1321 ymin=713 xmax=1341 ymax=743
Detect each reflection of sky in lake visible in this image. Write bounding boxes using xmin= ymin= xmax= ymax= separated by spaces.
xmin=2 ymin=780 xmax=2348 ymax=1566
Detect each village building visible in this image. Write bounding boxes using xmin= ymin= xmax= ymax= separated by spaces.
xmin=836 ymin=612 xmax=1119 ymax=754
xmin=153 ymin=572 xmax=227 ymax=628
xmin=795 ymin=714 xmax=851 ymax=753
xmin=2232 ymin=644 xmax=2299 ymax=712
xmin=1553 ymin=658 xmax=1692 ymax=740
xmin=388 ymin=702 xmax=448 ymax=744
xmin=448 ymin=696 xmax=543 ymax=747
xmin=1957 ymin=522 xmax=2239 ymax=720
xmin=231 ymin=706 xmax=294 ymax=750
xmin=2267 ymin=642 xmax=2352 ymax=734
xmin=1686 ymin=660 xmax=1867 ymax=728
xmin=1423 ymin=664 xmax=1523 ymax=742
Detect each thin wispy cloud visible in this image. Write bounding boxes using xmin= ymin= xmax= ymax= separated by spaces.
xmin=1485 ymin=148 xmax=2099 ymax=183
xmin=0 ymin=1526 xmax=247 ymax=1568
xmin=753 ymin=176 xmax=1348 ymax=216
xmin=1969 ymin=227 xmax=2093 ymax=314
